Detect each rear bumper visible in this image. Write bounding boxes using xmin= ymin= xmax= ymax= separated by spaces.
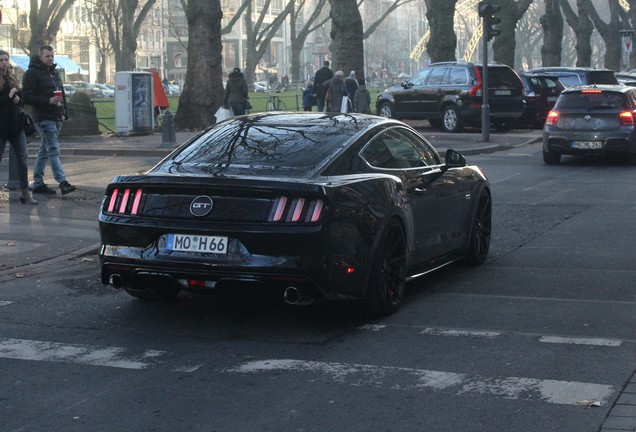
xmin=543 ymin=131 xmax=636 ymax=155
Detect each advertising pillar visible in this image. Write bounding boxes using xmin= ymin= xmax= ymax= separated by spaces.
xmin=115 ymin=71 xmax=154 ymax=135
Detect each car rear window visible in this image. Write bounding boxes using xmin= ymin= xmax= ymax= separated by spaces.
xmin=588 ymin=71 xmax=619 ymax=85
xmin=530 ymin=76 xmax=563 ymax=95
xmin=476 ymin=66 xmax=521 ymax=88
xmin=556 ymin=91 xmax=628 ymax=109
xmin=161 ymin=116 xmax=363 ymax=177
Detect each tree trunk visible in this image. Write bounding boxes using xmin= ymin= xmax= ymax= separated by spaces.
xmin=174 ymin=0 xmax=224 ymax=130
xmin=27 ymin=0 xmax=76 ymax=55
xmin=492 ymin=0 xmax=532 ymax=67
xmin=424 ymin=0 xmax=457 ymax=63
xmin=540 ymin=0 xmax=563 ymax=67
xmin=560 ymin=0 xmax=593 ymax=67
xmin=328 ymin=0 xmax=365 ymax=79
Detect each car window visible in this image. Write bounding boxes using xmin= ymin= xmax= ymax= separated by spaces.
xmin=557 ymin=91 xmax=628 ymax=109
xmin=427 ymin=67 xmax=447 ymax=86
xmin=448 ymin=67 xmax=469 ymax=85
xmin=476 ymin=66 xmax=520 ymax=88
xmin=556 ymin=74 xmax=582 ymax=87
xmin=530 ymin=76 xmax=563 ymax=95
xmin=588 ymin=71 xmax=619 ymax=85
xmin=360 ymin=128 xmax=440 ymax=169
xmin=409 ymin=69 xmax=431 ymax=86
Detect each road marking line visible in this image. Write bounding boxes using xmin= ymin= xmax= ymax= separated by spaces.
xmin=0 ymin=338 xmax=165 ymax=370
xmin=0 ymin=301 xmax=13 ymax=307
xmin=227 ymin=359 xmax=614 ymax=406
xmin=359 ymin=324 xmax=386 ymax=331
xmin=420 ymin=328 xmax=501 ymax=338
xmin=539 ymin=336 xmax=622 ymax=347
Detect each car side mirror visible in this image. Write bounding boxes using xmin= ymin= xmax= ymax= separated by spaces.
xmin=402 ymin=81 xmax=412 ymax=88
xmin=445 ymin=149 xmax=467 ymax=167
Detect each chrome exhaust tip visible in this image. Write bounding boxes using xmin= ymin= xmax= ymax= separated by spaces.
xmin=283 ymin=286 xmax=314 ymax=306
xmin=110 ymin=274 xmax=124 ymax=289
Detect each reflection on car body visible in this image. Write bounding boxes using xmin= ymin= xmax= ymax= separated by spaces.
xmin=99 ymin=113 xmax=492 ymax=315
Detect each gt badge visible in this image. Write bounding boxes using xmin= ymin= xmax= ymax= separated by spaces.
xmin=190 ymin=195 xmax=214 ymax=217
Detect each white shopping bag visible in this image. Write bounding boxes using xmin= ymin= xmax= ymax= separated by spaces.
xmin=340 ymin=97 xmax=349 ymax=113
xmin=215 ymin=106 xmax=234 ymax=122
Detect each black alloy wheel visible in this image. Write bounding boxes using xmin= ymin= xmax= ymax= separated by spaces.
xmin=464 ymin=191 xmax=492 ymax=265
xmin=366 ymin=219 xmax=407 ymax=316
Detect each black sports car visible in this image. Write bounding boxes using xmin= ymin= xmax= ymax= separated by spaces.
xmin=99 ymin=113 xmax=491 ymax=315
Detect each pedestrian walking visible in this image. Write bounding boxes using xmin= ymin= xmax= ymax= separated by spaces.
xmin=324 ymin=71 xmax=348 ymax=113
xmin=224 ymin=67 xmax=249 ymax=116
xmin=353 ymin=78 xmax=372 ymax=114
xmin=22 ymin=45 xmax=76 ymax=195
xmin=345 ymin=71 xmax=359 ymax=110
xmin=302 ymin=81 xmax=317 ymax=111
xmin=313 ymin=60 xmax=333 ymax=112
xmin=0 ymin=50 xmax=37 ymax=204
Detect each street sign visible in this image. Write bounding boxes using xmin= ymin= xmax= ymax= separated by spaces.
xmin=625 ymin=38 xmax=632 ymax=53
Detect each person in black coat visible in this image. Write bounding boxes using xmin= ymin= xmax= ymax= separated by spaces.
xmin=0 ymin=50 xmax=37 ymax=204
xmin=313 ymin=60 xmax=334 ymax=113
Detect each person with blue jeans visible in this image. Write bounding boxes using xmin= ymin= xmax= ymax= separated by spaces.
xmin=21 ymin=45 xmax=76 ymax=195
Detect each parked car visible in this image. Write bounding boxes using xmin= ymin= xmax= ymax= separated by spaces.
xmin=517 ymin=72 xmax=565 ymax=129
xmin=63 ymin=84 xmax=77 ymax=97
xmin=167 ymin=83 xmax=181 ymax=96
xmin=70 ymin=81 xmax=104 ymax=98
xmin=528 ymin=67 xmax=619 ymax=87
xmin=614 ymin=72 xmax=636 ymax=86
xmin=376 ymin=61 xmax=524 ymax=133
xmin=98 ymin=112 xmax=492 ymax=315
xmin=254 ymin=81 xmax=271 ymax=92
xmin=543 ymin=85 xmax=636 ymax=164
xmin=93 ymin=83 xmax=114 ymax=97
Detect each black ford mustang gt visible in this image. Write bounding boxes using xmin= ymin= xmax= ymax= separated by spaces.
xmin=99 ymin=112 xmax=491 ymax=315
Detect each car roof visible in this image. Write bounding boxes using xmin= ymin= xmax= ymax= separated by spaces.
xmin=529 ymin=66 xmax=615 ymax=73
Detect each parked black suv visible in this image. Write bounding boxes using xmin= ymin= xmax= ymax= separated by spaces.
xmin=517 ymin=72 xmax=564 ymax=129
xmin=376 ymin=61 xmax=524 ymax=133
xmin=527 ymin=67 xmax=618 ymax=87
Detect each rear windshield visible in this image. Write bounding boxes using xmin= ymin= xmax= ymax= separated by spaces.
xmin=529 ymin=76 xmax=563 ymax=95
xmin=588 ymin=71 xmax=619 ymax=85
xmin=556 ymin=91 xmax=628 ymax=109
xmin=155 ymin=116 xmax=362 ymax=177
xmin=477 ymin=66 xmax=522 ymax=88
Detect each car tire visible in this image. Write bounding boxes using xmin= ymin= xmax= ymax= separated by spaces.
xmin=493 ymin=120 xmax=512 ymax=132
xmin=365 ymin=219 xmax=407 ymax=316
xmin=463 ymin=190 xmax=492 ymax=265
xmin=543 ymin=148 xmax=561 ymax=164
xmin=125 ymin=284 xmax=181 ymax=301
xmin=428 ymin=119 xmax=443 ymax=129
xmin=442 ymin=105 xmax=463 ymax=133
xmin=378 ymin=102 xmax=397 ymax=119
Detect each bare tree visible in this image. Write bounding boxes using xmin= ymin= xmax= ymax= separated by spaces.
xmin=327 ymin=0 xmax=364 ymax=77
xmin=84 ymin=0 xmax=114 ymax=83
xmin=424 ymin=0 xmax=458 ymax=63
xmin=492 ymin=0 xmax=533 ymax=67
xmin=586 ymin=0 xmax=626 ymax=71
xmin=173 ymin=0 xmax=224 ymax=130
xmin=289 ymin=0 xmax=329 ymax=83
xmin=559 ymin=0 xmax=594 ymax=66
xmin=27 ymin=0 xmax=76 ymax=54
xmin=540 ymin=0 xmax=564 ymax=67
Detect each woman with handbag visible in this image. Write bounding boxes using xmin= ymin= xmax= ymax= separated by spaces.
xmin=0 ymin=50 xmax=37 ymax=205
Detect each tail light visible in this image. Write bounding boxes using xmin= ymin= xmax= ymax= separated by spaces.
xmin=105 ymin=188 xmax=143 ymax=215
xmin=268 ymin=196 xmax=324 ymax=223
xmin=469 ymin=65 xmax=482 ymax=97
xmin=545 ymin=111 xmax=559 ymax=126
xmin=619 ymin=111 xmax=634 ymax=126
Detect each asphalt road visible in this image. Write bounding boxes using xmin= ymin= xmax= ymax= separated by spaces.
xmin=0 ymin=134 xmax=635 ymax=431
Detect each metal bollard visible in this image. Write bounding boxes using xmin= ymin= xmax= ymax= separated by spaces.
xmin=5 ymin=145 xmax=21 ymax=190
xmin=160 ymin=109 xmax=177 ymax=148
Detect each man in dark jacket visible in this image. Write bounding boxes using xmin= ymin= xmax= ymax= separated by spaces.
xmin=313 ymin=60 xmax=333 ymax=113
xmin=22 ymin=45 xmax=75 ymax=195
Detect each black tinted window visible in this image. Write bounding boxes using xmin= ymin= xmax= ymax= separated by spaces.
xmin=477 ymin=66 xmax=521 ymax=88
xmin=427 ymin=67 xmax=447 ymax=85
xmin=556 ymin=91 xmax=628 ymax=109
xmin=361 ymin=128 xmax=440 ymax=169
xmin=588 ymin=71 xmax=620 ymax=85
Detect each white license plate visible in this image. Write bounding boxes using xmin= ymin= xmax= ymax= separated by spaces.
xmin=166 ymin=234 xmax=228 ymax=254
xmin=494 ymin=90 xmax=511 ymax=96
xmin=572 ymin=141 xmax=603 ymax=150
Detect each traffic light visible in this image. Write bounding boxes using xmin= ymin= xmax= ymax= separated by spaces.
xmin=478 ymin=2 xmax=501 ymax=41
